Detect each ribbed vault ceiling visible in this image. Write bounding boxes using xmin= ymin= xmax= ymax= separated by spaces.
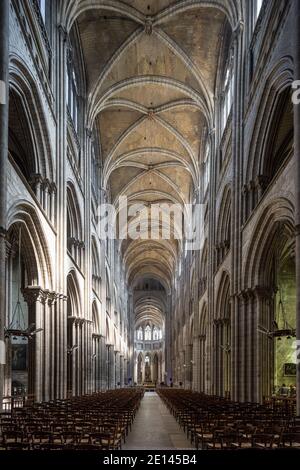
xmin=71 ymin=0 xmax=232 ymax=310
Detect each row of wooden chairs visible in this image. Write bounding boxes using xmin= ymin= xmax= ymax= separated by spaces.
xmin=0 ymin=388 xmax=144 ymax=450
xmin=158 ymin=389 xmax=300 ymax=450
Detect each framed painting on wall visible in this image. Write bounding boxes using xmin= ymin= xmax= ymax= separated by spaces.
xmin=284 ymin=363 xmax=296 ymax=376
xmin=11 ymin=344 xmax=27 ymax=371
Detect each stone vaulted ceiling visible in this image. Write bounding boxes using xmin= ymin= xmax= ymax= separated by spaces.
xmin=71 ymin=0 xmax=231 ymax=304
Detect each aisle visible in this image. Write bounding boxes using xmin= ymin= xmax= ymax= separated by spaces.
xmin=123 ymin=392 xmax=195 ymax=450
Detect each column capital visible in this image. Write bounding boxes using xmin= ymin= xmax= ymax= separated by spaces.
xmin=86 ymin=127 xmax=93 ymax=139
xmin=58 ymin=24 xmax=68 ymax=42
xmin=233 ymin=20 xmax=244 ymax=41
xmin=22 ymin=286 xmax=48 ymax=305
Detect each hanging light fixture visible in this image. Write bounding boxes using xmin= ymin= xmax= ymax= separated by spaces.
xmin=4 ymin=227 xmax=43 ymax=340
xmin=273 ymin=286 xmax=295 ymax=339
xmin=258 ymin=286 xmax=295 ymax=340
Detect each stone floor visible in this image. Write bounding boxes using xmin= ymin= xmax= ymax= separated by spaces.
xmin=123 ymin=391 xmax=195 ymax=450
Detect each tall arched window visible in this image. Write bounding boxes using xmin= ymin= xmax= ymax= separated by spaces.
xmin=38 ymin=0 xmax=46 ymax=22
xmin=254 ymin=0 xmax=263 ymax=23
xmin=137 ymin=327 xmax=143 ymax=341
xmin=153 ymin=327 xmax=160 ymax=340
xmin=92 ymin=237 xmax=101 ymax=297
xmin=66 ymin=27 xmax=84 ymax=139
xmin=66 ymin=62 xmax=79 ymax=132
xmin=67 ymin=184 xmax=83 ymax=268
xmin=221 ymin=59 xmax=234 ymax=132
xmin=203 ymin=141 xmax=210 ymax=194
xmin=145 ymin=325 xmax=151 ymax=341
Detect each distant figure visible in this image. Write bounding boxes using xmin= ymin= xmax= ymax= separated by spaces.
xmin=289 ymin=385 xmax=296 ymax=397
xmin=170 ymin=377 xmax=173 ymax=388
xmin=279 ymin=383 xmax=289 ymax=396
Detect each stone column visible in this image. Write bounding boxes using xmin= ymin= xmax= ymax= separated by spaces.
xmin=23 ymin=288 xmax=47 ymax=403
xmin=124 ymin=357 xmax=128 ymax=385
xmin=55 ymin=23 xmax=68 ymax=399
xmin=100 ymin=336 xmax=106 ymax=390
xmin=82 ymin=320 xmax=87 ymax=394
xmin=115 ymin=351 xmax=120 ymax=386
xmin=43 ymin=293 xmax=52 ymax=402
xmin=97 ymin=337 xmax=101 ymax=391
xmin=231 ymin=20 xmax=244 ymax=402
xmin=165 ymin=294 xmax=172 ymax=383
xmin=58 ymin=295 xmax=67 ymax=399
xmin=110 ymin=345 xmax=115 ymax=389
xmin=250 ymin=289 xmax=260 ymax=403
xmin=293 ymin=0 xmax=300 ymax=417
xmin=201 ymin=335 xmax=207 ymax=393
xmin=0 ymin=0 xmax=9 ymax=410
xmin=48 ymin=293 xmax=56 ymax=400
xmin=185 ymin=343 xmax=192 ymax=389
xmin=238 ymin=291 xmax=247 ymax=402
xmin=134 ymin=355 xmax=138 ymax=384
xmin=93 ymin=335 xmax=100 ymax=392
xmin=74 ymin=321 xmax=78 ymax=395
xmin=212 ymin=321 xmax=218 ymax=395
xmin=120 ymin=354 xmax=124 ymax=387
xmin=141 ymin=357 xmax=145 ymax=384
xmin=86 ymin=320 xmax=92 ymax=394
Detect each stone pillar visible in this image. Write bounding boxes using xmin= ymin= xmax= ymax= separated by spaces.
xmin=59 ymin=295 xmax=67 ymax=399
xmin=100 ymin=336 xmax=106 ymax=390
xmin=3 ymin=240 xmax=11 ymax=398
xmin=120 ymin=354 xmax=124 ymax=387
xmin=86 ymin=320 xmax=92 ymax=394
xmin=73 ymin=321 xmax=77 ymax=396
xmin=97 ymin=337 xmax=101 ymax=391
xmin=165 ymin=294 xmax=172 ymax=383
xmin=150 ymin=356 xmax=153 ymax=383
xmin=238 ymin=292 xmax=247 ymax=402
xmin=246 ymin=289 xmax=256 ymax=402
xmin=134 ymin=355 xmax=138 ymax=384
xmin=48 ymin=293 xmax=56 ymax=400
xmin=55 ymin=22 xmax=68 ymax=398
xmin=293 ymin=0 xmax=300 ymax=417
xmin=23 ymin=288 xmax=48 ymax=403
xmin=0 ymin=0 xmax=9 ymax=410
xmin=43 ymin=294 xmax=51 ymax=402
xmin=201 ymin=335 xmax=207 ymax=393
xmin=115 ymin=351 xmax=120 ymax=386
xmin=141 ymin=357 xmax=145 ymax=384
xmin=79 ymin=319 xmax=84 ymax=395
xmin=185 ymin=343 xmax=192 ymax=389
xmin=110 ymin=345 xmax=115 ymax=389
xmin=124 ymin=357 xmax=128 ymax=385
xmin=231 ymin=20 xmax=244 ymax=402
xmin=212 ymin=321 xmax=218 ymax=395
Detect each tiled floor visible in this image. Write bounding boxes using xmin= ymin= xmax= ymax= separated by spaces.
xmin=123 ymin=391 xmax=195 ymax=450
